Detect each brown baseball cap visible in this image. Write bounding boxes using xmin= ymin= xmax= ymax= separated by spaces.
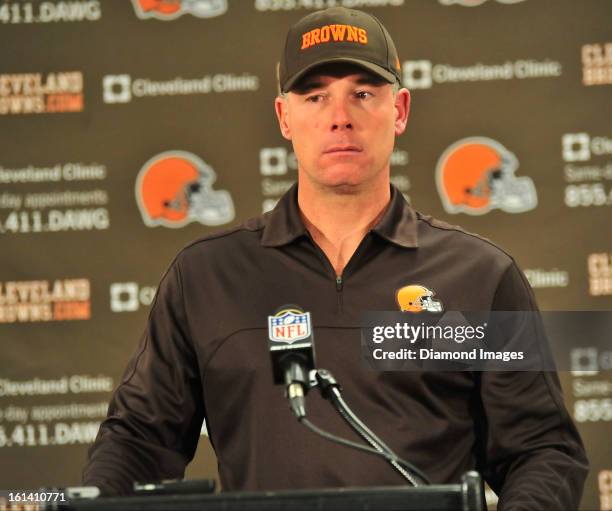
xmin=278 ymin=7 xmax=402 ymax=93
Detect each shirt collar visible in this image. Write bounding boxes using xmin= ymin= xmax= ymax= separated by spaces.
xmin=261 ymin=183 xmax=418 ymax=249
xmin=371 ymin=185 xmax=419 ymax=248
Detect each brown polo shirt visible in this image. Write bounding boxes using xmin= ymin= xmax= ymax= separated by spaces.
xmin=83 ymin=184 xmax=588 ymax=510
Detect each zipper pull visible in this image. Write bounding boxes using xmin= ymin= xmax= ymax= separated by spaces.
xmin=336 ymin=275 xmax=343 ymax=292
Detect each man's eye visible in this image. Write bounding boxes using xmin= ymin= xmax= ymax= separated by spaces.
xmin=355 ymin=91 xmax=372 ymax=100
xmin=306 ymin=94 xmax=323 ymax=103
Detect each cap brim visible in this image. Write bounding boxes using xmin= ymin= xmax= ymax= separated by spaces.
xmin=282 ymin=57 xmax=397 ymax=93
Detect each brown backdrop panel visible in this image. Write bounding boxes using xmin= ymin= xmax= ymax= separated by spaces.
xmin=0 ymin=1 xmax=610 ymax=509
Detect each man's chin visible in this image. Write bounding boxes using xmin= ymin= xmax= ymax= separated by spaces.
xmin=327 ymin=182 xmax=361 ymax=195
xmin=302 ymin=163 xmax=381 ymax=194
xmin=318 ymin=166 xmax=368 ymax=188
xmin=314 ymin=178 xmax=367 ymax=195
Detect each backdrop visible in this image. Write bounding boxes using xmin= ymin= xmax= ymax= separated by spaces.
xmin=1 ymin=1 xmax=611 ymax=509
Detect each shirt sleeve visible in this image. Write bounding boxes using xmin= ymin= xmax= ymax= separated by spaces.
xmin=477 ymin=262 xmax=589 ymax=511
xmin=82 ymin=259 xmax=205 ymax=496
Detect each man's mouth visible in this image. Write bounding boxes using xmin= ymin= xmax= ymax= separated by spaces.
xmin=323 ymin=145 xmax=362 ymax=154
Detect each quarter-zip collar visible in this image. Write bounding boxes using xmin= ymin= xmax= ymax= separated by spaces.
xmin=261 ymin=183 xmax=418 ymax=249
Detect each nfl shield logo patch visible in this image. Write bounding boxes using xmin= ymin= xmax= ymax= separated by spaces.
xmin=268 ymin=309 xmax=311 ymax=344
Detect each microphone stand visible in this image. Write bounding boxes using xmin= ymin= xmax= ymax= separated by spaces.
xmin=304 ymin=368 xmax=430 ymax=487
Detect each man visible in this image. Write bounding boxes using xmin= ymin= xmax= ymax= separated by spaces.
xmin=84 ymin=7 xmax=588 ymax=510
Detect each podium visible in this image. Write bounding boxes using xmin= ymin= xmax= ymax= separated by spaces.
xmin=63 ymin=472 xmax=484 ymax=511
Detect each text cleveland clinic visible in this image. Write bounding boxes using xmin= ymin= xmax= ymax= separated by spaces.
xmin=131 ymin=74 xmax=259 ymax=96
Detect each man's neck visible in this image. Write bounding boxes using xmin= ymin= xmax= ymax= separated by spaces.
xmin=297 ymin=177 xmax=391 ymax=276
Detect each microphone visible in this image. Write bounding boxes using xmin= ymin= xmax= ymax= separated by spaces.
xmin=268 ymin=304 xmax=316 ymax=418
xmin=267 ymin=306 xmax=430 ymax=485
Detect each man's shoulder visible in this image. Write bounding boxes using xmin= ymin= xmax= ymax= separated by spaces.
xmin=176 ymin=211 xmax=269 ymax=261
xmin=414 ymin=210 xmax=515 ymax=267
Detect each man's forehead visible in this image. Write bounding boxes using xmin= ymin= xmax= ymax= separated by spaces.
xmin=291 ymin=63 xmax=388 ymax=92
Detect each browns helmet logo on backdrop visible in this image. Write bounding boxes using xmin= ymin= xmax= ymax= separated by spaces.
xmin=436 ymin=137 xmax=537 ymax=215
xmin=131 ymin=0 xmax=227 ymax=20
xmin=136 ymin=151 xmax=235 ymax=228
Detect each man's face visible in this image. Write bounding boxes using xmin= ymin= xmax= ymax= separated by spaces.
xmin=275 ymin=64 xmax=410 ymax=193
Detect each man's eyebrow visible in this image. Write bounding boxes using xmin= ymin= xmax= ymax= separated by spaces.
xmin=292 ymin=75 xmax=386 ymax=95
xmin=354 ymin=75 xmax=387 ymax=86
xmin=291 ymin=80 xmax=324 ymax=95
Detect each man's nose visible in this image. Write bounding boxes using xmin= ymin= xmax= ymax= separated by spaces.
xmin=329 ymin=98 xmax=353 ymax=131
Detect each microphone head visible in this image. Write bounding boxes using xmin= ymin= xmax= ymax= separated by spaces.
xmin=268 ymin=305 xmax=316 ymax=385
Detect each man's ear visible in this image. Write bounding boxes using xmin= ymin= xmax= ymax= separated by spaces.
xmin=274 ymin=95 xmax=292 ymax=141
xmin=394 ymin=88 xmax=410 ymax=136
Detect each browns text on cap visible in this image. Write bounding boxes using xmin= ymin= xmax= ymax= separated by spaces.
xmin=278 ymin=7 xmax=402 ymax=93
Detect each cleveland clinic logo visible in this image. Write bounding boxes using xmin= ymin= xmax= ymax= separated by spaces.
xmin=570 ymin=348 xmax=599 ymax=376
xmin=102 ymin=72 xmax=259 ymax=104
xmin=260 ymin=147 xmax=297 ymax=176
xmin=570 ymin=346 xmax=612 ymax=376
xmin=562 ymin=133 xmax=612 ymax=162
xmin=562 ymin=133 xmax=591 ymax=162
xmin=103 ymin=75 xmax=131 ymax=104
xmin=402 ymin=58 xmax=561 ymax=90
xmin=436 ymin=137 xmax=537 ymax=215
xmin=402 ymin=61 xmax=432 ymax=89
xmin=131 ymin=0 xmax=227 ymax=20
xmin=110 ymin=283 xmax=156 ymax=312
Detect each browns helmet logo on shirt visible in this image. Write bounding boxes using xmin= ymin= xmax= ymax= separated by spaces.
xmin=396 ymin=285 xmax=443 ymax=313
xmin=435 ymin=137 xmax=538 ymax=215
xmin=131 ymin=0 xmax=227 ymax=20
xmin=135 ymin=150 xmax=235 ymax=228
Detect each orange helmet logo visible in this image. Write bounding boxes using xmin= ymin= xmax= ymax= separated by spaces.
xmin=396 ymin=285 xmax=443 ymax=313
xmin=135 ymin=151 xmax=234 ymax=228
xmin=131 ymin=0 xmax=227 ymax=20
xmin=435 ymin=137 xmax=537 ymax=215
